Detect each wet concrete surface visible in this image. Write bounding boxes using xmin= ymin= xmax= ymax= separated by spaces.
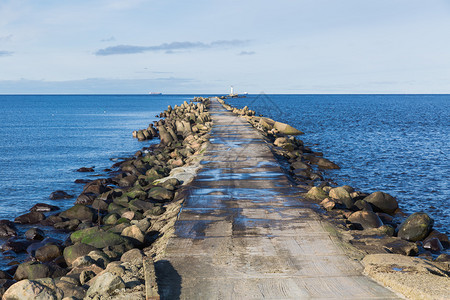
xmin=157 ymin=98 xmax=399 ymax=299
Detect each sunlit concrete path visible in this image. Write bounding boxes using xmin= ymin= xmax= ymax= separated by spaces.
xmin=156 ymin=98 xmax=399 ymax=299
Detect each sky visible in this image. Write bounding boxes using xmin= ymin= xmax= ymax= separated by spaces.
xmin=0 ymin=0 xmax=450 ymax=94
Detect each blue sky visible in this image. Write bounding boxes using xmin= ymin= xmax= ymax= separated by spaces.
xmin=0 ymin=0 xmax=449 ymax=94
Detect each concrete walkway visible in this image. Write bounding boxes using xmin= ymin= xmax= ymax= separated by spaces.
xmin=156 ymin=98 xmax=399 ymax=299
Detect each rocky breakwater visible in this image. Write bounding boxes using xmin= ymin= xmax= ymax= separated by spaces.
xmin=218 ymin=98 xmax=449 ymax=300
xmin=1 ymin=97 xmax=212 ymax=299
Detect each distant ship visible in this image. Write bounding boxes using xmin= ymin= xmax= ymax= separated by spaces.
xmin=148 ymin=92 xmax=162 ymax=95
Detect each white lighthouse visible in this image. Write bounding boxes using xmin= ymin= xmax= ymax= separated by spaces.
xmin=230 ymin=86 xmax=237 ymax=97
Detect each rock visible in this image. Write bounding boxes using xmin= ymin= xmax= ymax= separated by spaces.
xmin=316 ymin=158 xmax=340 ymax=169
xmin=397 ymin=212 xmax=434 ymax=242
xmin=29 ymin=203 xmax=60 ymax=212
xmin=1 ymin=238 xmax=32 ymax=253
xmin=83 ymin=182 xmax=108 ymax=195
xmin=348 ymin=211 xmax=383 ymax=230
xmin=435 ymin=253 xmax=450 ymax=262
xmin=55 ymin=280 xmax=86 ymax=299
xmin=49 ymin=190 xmax=73 ymax=200
xmin=423 ymin=237 xmax=443 ymax=253
xmin=121 ymin=249 xmax=144 ymax=265
xmin=87 ymin=250 xmax=110 ymax=269
xmin=75 ymin=179 xmax=91 ymax=184
xmin=14 ymin=212 xmax=45 ymax=224
xmin=320 ymin=198 xmax=335 ymax=211
xmin=363 ymin=191 xmax=398 ymax=215
xmin=26 ymin=238 xmax=62 ymax=256
xmin=121 ymin=225 xmax=145 ymax=244
xmin=291 ymin=160 xmax=310 ymax=170
xmin=14 ymin=261 xmax=52 ymax=280
xmin=74 ymin=193 xmax=96 ymax=205
xmin=273 ymin=121 xmax=304 ymax=135
xmin=425 ymin=230 xmax=449 ymax=249
xmin=121 ymin=211 xmax=135 ymax=220
xmin=63 ymin=243 xmax=97 ymax=267
xmin=118 ymin=175 xmax=138 ymax=187
xmin=53 ymin=219 xmax=80 ymax=231
xmin=353 ymin=200 xmax=373 ymax=212
xmin=0 ymin=223 xmax=17 ymax=237
xmin=329 ymin=186 xmax=353 ymax=209
xmin=76 ymin=167 xmax=94 ymax=172
xmin=2 ymin=279 xmax=59 ymax=300
xmin=80 ymin=270 xmax=96 ymax=285
xmin=383 ymin=239 xmax=419 ymax=256
xmin=35 ymin=244 xmax=62 ymax=262
xmin=24 ymin=228 xmax=45 ymax=240
xmin=104 ymin=213 xmax=119 ymax=225
xmin=80 ymin=230 xmax=132 ymax=250
xmin=59 ymin=204 xmax=94 ymax=222
xmin=92 ymin=199 xmax=109 ymax=211
xmin=86 ymin=272 xmax=125 ymax=297
xmin=128 ymin=199 xmax=155 ymax=212
xmin=40 ymin=215 xmax=64 ymax=226
xmin=305 ymin=187 xmax=328 ymax=201
xmin=148 ymin=186 xmax=173 ymax=201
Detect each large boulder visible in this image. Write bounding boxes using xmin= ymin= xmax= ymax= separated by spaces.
xmin=329 ymin=186 xmax=353 ymax=209
xmin=121 ymin=225 xmax=145 ymax=245
xmin=14 ymin=262 xmax=52 ymax=280
xmin=14 ymin=212 xmax=45 ymax=224
xmin=35 ymin=244 xmax=62 ymax=262
xmin=363 ymin=192 xmax=398 ymax=215
xmin=24 ymin=228 xmax=45 ymax=240
xmin=78 ymin=230 xmax=132 ymax=250
xmin=348 ymin=211 xmax=383 ymax=230
xmin=49 ymin=190 xmax=73 ymax=200
xmin=59 ymin=204 xmax=94 ymax=221
xmin=2 ymin=279 xmax=60 ymax=300
xmin=148 ymin=186 xmax=173 ymax=201
xmin=63 ymin=243 xmax=97 ymax=267
xmin=29 ymin=203 xmax=60 ymax=212
xmin=85 ymin=272 xmax=125 ymax=297
xmin=316 ymin=158 xmax=340 ymax=169
xmin=397 ymin=212 xmax=434 ymax=242
xmin=305 ymin=187 xmax=328 ymax=201
xmin=0 ymin=222 xmax=17 ymax=237
xmin=273 ymin=121 xmax=304 ymax=135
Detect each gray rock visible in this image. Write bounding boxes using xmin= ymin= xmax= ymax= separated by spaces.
xmin=14 ymin=261 xmax=52 ymax=280
xmin=29 ymin=203 xmax=60 ymax=212
xmin=397 ymin=212 xmax=434 ymax=242
xmin=329 ymin=186 xmax=353 ymax=209
xmin=86 ymin=272 xmax=125 ymax=297
xmin=0 ymin=223 xmax=17 ymax=237
xmin=2 ymin=279 xmax=58 ymax=300
xmin=363 ymin=191 xmax=398 ymax=215
xmin=24 ymin=228 xmax=45 ymax=241
xmin=121 ymin=249 xmax=144 ymax=266
xmin=59 ymin=204 xmax=94 ymax=222
xmin=316 ymin=158 xmax=340 ymax=169
xmin=35 ymin=244 xmax=62 ymax=262
xmin=49 ymin=190 xmax=73 ymax=200
xmin=348 ymin=211 xmax=383 ymax=230
xmin=14 ymin=212 xmax=45 ymax=224
xmin=121 ymin=225 xmax=145 ymax=244
xmin=63 ymin=243 xmax=97 ymax=267
xmin=305 ymin=187 xmax=328 ymax=201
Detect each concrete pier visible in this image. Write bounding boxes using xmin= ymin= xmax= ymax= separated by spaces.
xmin=156 ymin=98 xmax=398 ymax=299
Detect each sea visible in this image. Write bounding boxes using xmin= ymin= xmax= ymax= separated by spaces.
xmin=0 ymin=94 xmax=448 ymax=267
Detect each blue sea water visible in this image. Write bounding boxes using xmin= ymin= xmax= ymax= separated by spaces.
xmin=227 ymin=94 xmax=449 ymax=234
xmin=0 ymin=95 xmax=197 ymax=220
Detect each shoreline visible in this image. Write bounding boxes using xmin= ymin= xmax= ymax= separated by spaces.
xmin=0 ymin=95 xmax=448 ymax=299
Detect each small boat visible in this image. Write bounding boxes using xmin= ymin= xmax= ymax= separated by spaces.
xmin=148 ymin=92 xmax=162 ymax=95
